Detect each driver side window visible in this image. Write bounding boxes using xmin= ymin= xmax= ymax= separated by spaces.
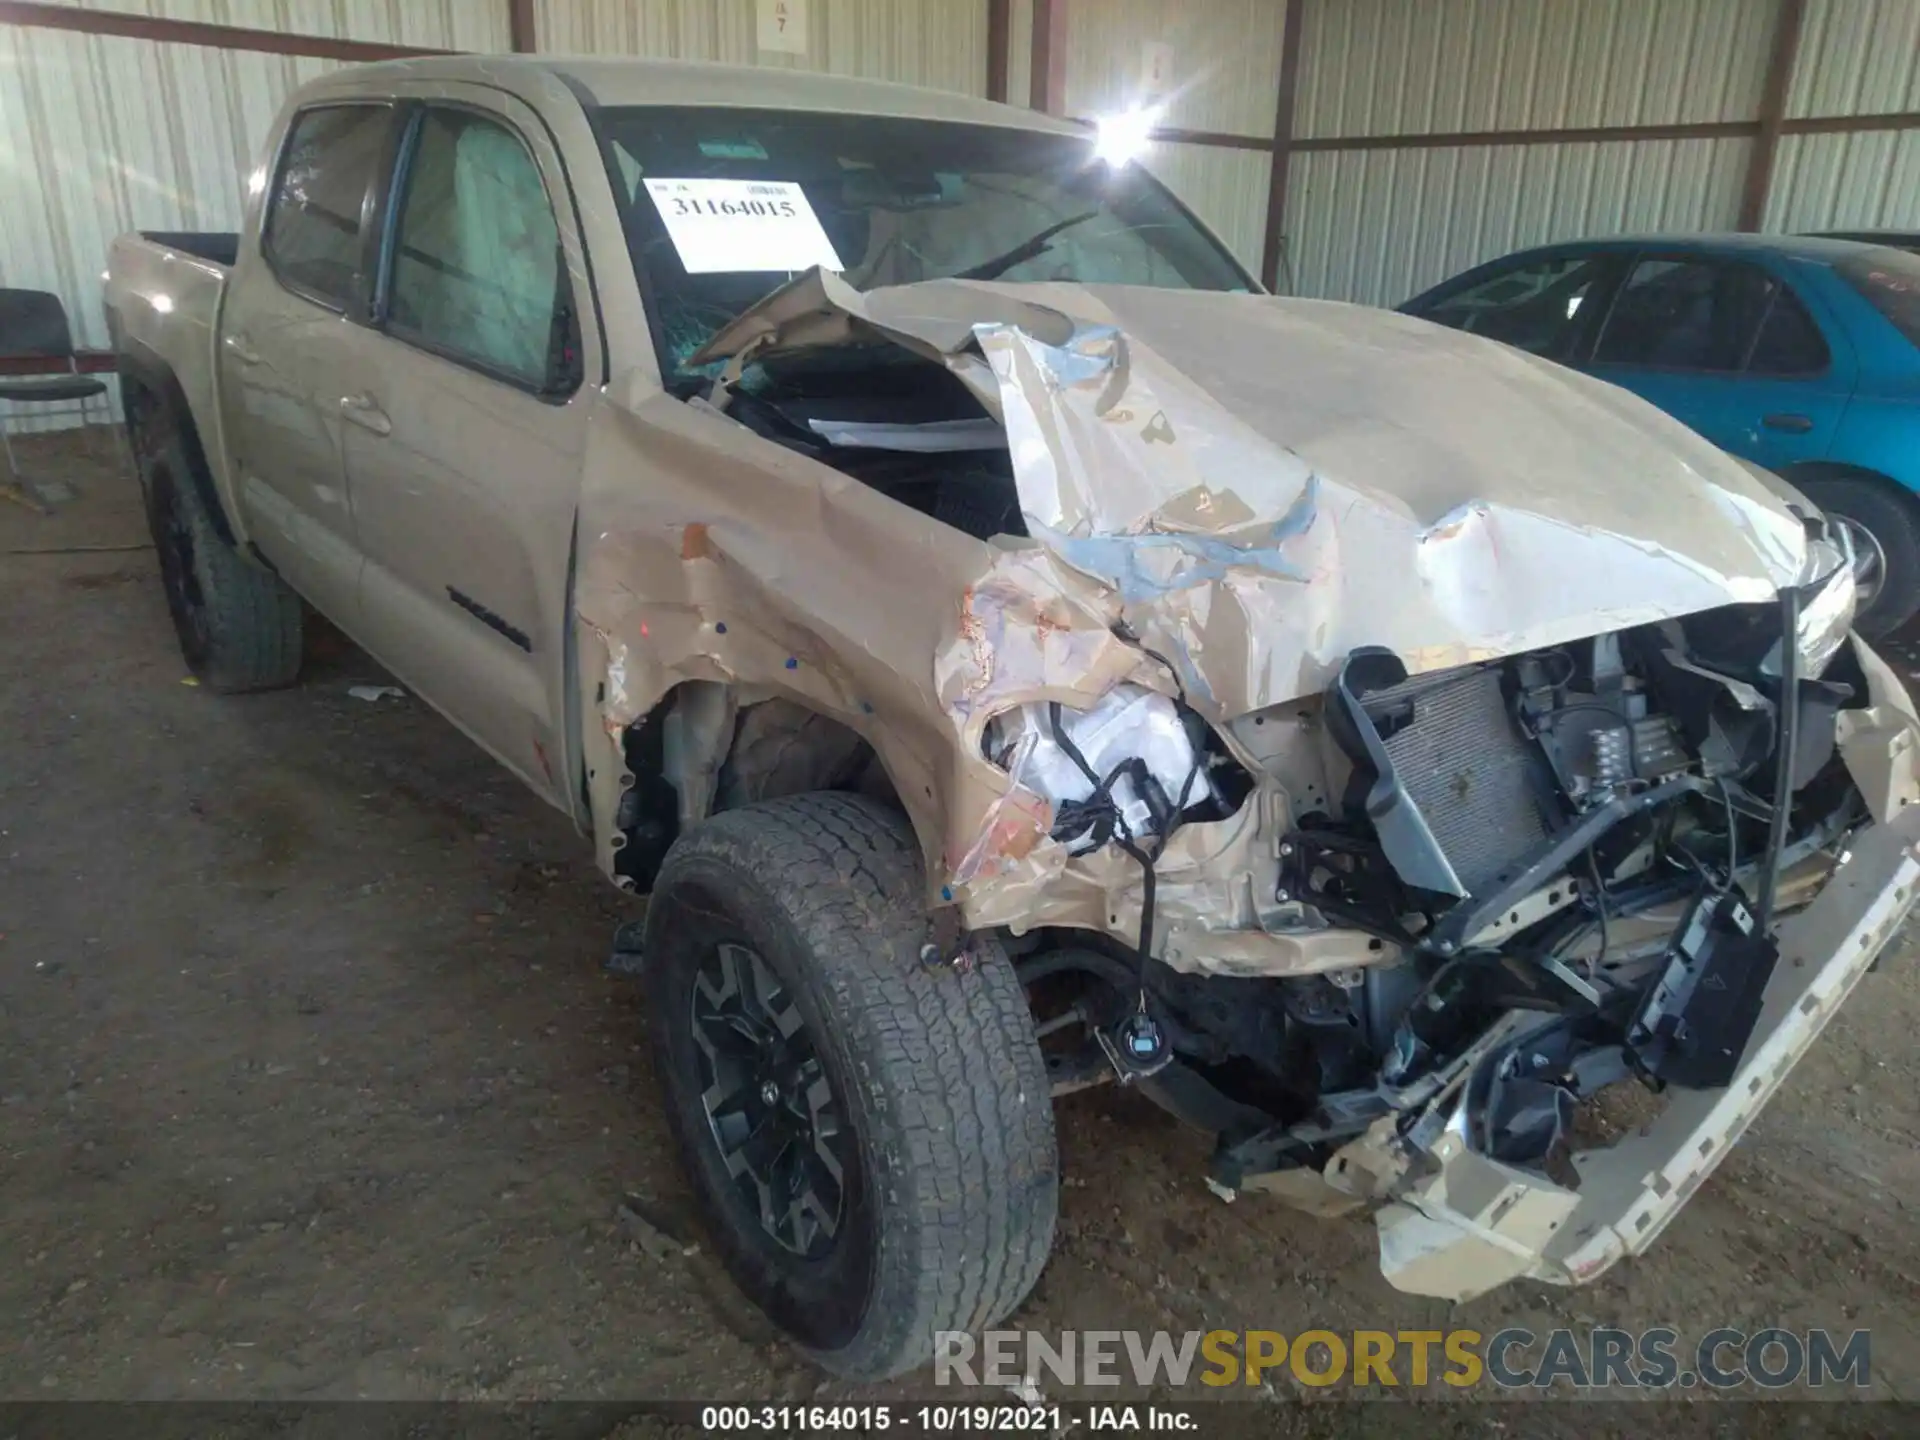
xmin=1424 ymin=254 xmax=1616 ymax=360
xmin=384 ymin=107 xmax=576 ymax=392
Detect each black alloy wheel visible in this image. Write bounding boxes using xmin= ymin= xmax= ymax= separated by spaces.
xmin=689 ymin=939 xmax=847 ymax=1260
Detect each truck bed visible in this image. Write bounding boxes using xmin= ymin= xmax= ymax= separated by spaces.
xmin=139 ymin=231 xmax=240 ymax=267
xmin=104 ymin=230 xmax=245 ymax=539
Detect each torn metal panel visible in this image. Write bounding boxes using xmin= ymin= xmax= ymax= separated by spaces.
xmin=703 ymin=269 xmax=1809 ymax=723
xmin=1360 ymin=805 xmax=1920 ymax=1302
xmin=573 ymin=381 xmax=1025 ymax=896
xmin=576 ymin=268 xmax=1833 ymax=971
xmin=1837 ymin=632 xmax=1920 ymax=822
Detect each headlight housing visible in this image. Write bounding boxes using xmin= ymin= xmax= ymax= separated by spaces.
xmin=1793 ymin=537 xmax=1857 ymax=679
xmin=984 ymin=684 xmax=1214 ymax=853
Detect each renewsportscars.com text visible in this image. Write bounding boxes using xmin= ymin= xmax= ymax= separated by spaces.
xmin=935 ymin=1327 xmax=1871 ymax=1391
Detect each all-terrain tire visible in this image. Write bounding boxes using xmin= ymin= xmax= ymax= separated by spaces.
xmin=1795 ymin=471 xmax=1920 ymax=638
xmin=138 ymin=416 xmax=303 ymax=692
xmin=641 ymin=793 xmax=1058 ymax=1381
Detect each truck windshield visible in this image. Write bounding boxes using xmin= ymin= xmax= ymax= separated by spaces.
xmin=593 ymin=106 xmax=1254 ymax=386
xmin=1835 ymin=247 xmax=1920 ymax=350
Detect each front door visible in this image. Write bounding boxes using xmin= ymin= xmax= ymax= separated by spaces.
xmin=218 ymin=102 xmax=397 ymax=621
xmin=338 ymin=88 xmax=597 ymax=807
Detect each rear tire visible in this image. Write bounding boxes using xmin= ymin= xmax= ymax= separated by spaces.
xmin=1795 ymin=472 xmax=1920 ymax=638
xmin=138 ymin=416 xmax=303 ymax=692
xmin=641 ymin=793 xmax=1058 ymax=1380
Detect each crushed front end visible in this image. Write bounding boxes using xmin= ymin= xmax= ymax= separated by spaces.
xmin=965 ymin=559 xmax=1920 ymax=1301
xmin=594 ymin=270 xmax=1920 ymax=1301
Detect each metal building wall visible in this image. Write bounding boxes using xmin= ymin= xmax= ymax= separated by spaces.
xmin=1766 ymin=0 xmax=1920 ymax=231
xmin=1 ymin=4 xmax=503 ymax=431
xmin=1058 ymin=0 xmax=1288 ymax=279
xmin=532 ymin=0 xmax=989 ymax=97
xmin=1295 ymin=0 xmax=1772 ymax=138
xmin=20 ymin=1 xmax=507 ymax=48
xmin=1286 ymin=0 xmax=1776 ymax=307
xmin=1141 ymin=143 xmax=1274 ymax=277
xmin=1290 ymin=135 xmax=1750 ymax=307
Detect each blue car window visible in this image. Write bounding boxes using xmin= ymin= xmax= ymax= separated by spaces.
xmin=1745 ymin=284 xmax=1829 ymax=375
xmin=1422 ymin=254 xmax=1612 ymax=359
xmin=1593 ymin=258 xmax=1781 ymax=372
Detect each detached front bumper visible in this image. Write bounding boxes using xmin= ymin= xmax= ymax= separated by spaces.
xmin=1367 ymin=803 xmax=1920 ymax=1301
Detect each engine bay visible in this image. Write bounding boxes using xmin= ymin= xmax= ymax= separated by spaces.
xmin=1005 ymin=574 xmax=1872 ymax=1195
xmin=710 ymin=348 xmax=1029 ymax=542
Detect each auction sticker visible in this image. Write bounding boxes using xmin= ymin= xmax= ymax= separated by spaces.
xmin=643 ymin=178 xmax=843 ymax=274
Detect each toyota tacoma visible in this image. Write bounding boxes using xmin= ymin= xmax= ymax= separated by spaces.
xmin=105 ymin=56 xmax=1920 ymax=1380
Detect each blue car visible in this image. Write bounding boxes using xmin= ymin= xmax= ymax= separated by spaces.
xmin=1403 ymin=235 xmax=1920 ymax=635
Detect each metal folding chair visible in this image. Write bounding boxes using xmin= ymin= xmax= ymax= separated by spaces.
xmin=0 ymin=288 xmax=116 ymax=489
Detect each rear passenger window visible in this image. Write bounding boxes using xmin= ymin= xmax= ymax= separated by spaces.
xmin=384 ymin=108 xmax=574 ymax=391
xmin=1745 ymin=285 xmax=1830 ymax=375
xmin=262 ymin=105 xmax=390 ymax=309
xmin=1594 ymin=257 xmax=1829 ymax=376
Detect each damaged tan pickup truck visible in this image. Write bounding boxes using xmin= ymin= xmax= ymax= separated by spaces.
xmin=106 ymin=56 xmax=1920 ymax=1380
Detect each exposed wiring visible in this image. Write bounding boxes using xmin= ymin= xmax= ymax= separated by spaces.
xmin=1046 ymin=701 xmax=1204 ymax=1036
xmin=1111 ymin=621 xmax=1190 ymax=706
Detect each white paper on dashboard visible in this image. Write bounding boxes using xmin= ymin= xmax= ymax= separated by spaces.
xmin=643 ymin=178 xmax=843 ymax=275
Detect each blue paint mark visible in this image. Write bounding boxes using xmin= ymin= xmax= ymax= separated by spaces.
xmin=785 ymin=657 xmax=799 ymax=670
xmin=941 ymin=885 xmax=954 ymax=902
xmin=715 ymin=621 xmax=728 ymax=634
xmin=1031 ymin=474 xmax=1319 ymax=605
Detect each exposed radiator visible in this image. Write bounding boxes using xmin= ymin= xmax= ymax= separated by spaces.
xmin=1369 ymin=665 xmax=1548 ymax=896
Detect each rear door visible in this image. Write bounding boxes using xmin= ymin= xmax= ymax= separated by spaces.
xmin=218 ymin=102 xmax=398 ymax=621
xmin=338 ymin=87 xmax=596 ymax=806
xmin=1581 ymin=252 xmax=1855 ymax=470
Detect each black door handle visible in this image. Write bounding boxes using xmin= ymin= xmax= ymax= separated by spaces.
xmin=1763 ymin=413 xmax=1814 ymax=434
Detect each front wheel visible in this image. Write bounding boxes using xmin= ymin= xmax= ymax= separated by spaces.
xmin=642 ymin=793 xmax=1058 ymax=1380
xmin=1796 ymin=473 xmax=1920 ymax=638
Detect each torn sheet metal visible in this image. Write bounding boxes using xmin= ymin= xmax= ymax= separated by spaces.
xmin=697 ymin=268 xmax=1808 ymax=723
xmin=1366 ymin=803 xmax=1920 ymax=1301
xmin=576 ymin=267 xmax=1830 ymax=975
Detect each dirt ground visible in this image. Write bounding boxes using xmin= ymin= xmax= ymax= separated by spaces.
xmin=5 ymin=430 xmax=1920 ymax=1424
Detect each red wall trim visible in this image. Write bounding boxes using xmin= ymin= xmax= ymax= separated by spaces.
xmin=506 ymin=0 xmax=536 ymax=54
xmin=1261 ymin=0 xmax=1308 ymax=293
xmin=986 ymin=0 xmax=1010 ymax=105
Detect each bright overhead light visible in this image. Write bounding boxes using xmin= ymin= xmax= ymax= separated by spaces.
xmin=1094 ymin=104 xmax=1163 ymax=168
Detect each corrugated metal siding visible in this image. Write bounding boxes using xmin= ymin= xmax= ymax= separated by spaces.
xmin=1 ymin=26 xmax=341 ymax=430
xmin=1145 ymin=141 xmax=1270 ymax=277
xmin=1789 ymin=0 xmax=1920 ymax=118
xmin=1061 ymin=0 xmax=1285 ymax=139
xmin=24 ymin=0 xmax=509 ymax=50
xmin=1297 ymin=0 xmax=1776 ymax=139
xmin=1765 ymin=129 xmax=1920 ymax=231
xmin=532 ymin=0 xmax=989 ymax=96
xmin=1288 ymin=136 xmax=1751 ymax=307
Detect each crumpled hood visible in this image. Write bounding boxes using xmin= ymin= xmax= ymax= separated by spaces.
xmin=697 ymin=269 xmax=1809 ymax=717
